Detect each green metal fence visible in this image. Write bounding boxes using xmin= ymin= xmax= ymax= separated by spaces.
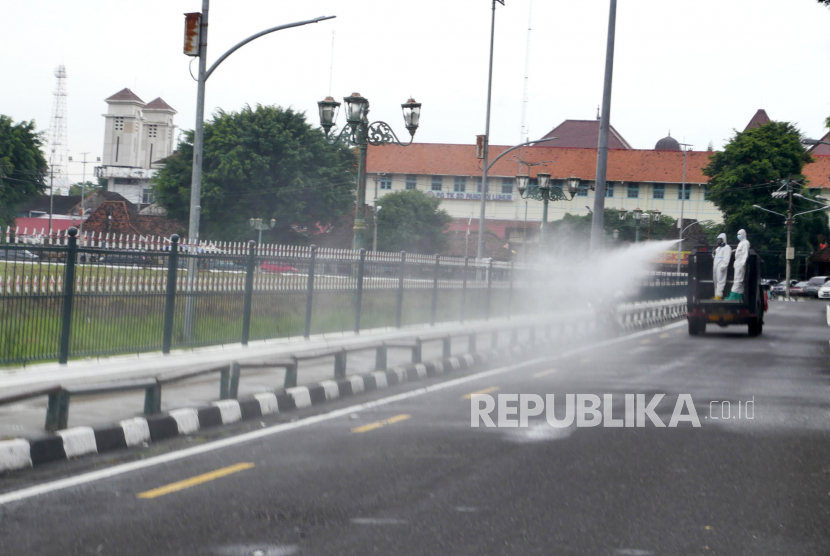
xmin=0 ymin=228 xmax=687 ymax=367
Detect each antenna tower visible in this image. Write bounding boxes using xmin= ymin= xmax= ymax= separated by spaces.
xmin=49 ymin=65 xmax=69 ymax=194
xmin=519 ymin=0 xmax=533 ymax=144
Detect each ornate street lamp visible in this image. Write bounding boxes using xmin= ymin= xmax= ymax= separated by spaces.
xmin=249 ymin=217 xmax=277 ymax=245
xmin=618 ymin=207 xmax=658 ymax=243
xmin=516 ymin=172 xmax=581 ymax=245
xmin=318 ymin=92 xmax=421 ymax=250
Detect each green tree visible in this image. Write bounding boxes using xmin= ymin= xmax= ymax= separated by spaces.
xmin=367 ymin=190 xmax=452 ymax=254
xmin=153 ymin=104 xmax=357 ymax=243
xmin=0 ymin=115 xmax=47 ymax=228
xmin=703 ymin=121 xmax=826 ymax=277
xmin=68 ymin=181 xmax=102 ymax=196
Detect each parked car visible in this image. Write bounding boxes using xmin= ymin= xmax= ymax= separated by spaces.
xmin=790 ymin=281 xmax=808 ymax=296
xmin=818 ymin=282 xmax=830 ymax=300
xmin=0 ymin=248 xmax=40 ymax=262
xmin=772 ymin=282 xmax=788 ymax=295
xmin=260 ymin=261 xmax=298 ymax=273
xmin=202 ymin=258 xmax=245 ymax=271
xmin=99 ymin=253 xmax=148 ymax=267
xmin=800 ymin=276 xmax=830 ymax=298
xmin=760 ymin=279 xmax=778 ymax=287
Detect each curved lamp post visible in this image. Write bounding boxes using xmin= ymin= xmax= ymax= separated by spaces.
xmin=182 ymin=6 xmax=335 ymax=341
xmin=318 ymin=93 xmax=421 ymax=250
xmin=516 ymin=173 xmax=581 ymax=245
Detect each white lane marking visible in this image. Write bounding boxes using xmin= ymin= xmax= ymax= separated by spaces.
xmin=0 ymin=320 xmax=682 ymax=506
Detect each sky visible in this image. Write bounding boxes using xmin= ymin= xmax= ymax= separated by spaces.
xmin=2 ymin=0 xmax=830 ymax=186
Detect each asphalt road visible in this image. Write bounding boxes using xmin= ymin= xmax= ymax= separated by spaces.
xmin=2 ymin=301 xmax=830 ymax=556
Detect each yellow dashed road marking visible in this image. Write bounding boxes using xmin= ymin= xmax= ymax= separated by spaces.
xmin=533 ymin=369 xmax=558 ymax=378
xmin=352 ymin=414 xmax=411 ymax=433
xmin=659 ymin=333 xmax=670 ymax=338
xmin=640 ymin=339 xmax=651 ymax=344
xmin=462 ymin=386 xmax=500 ymax=400
xmin=137 ymin=462 xmax=254 ymax=499
xmin=579 ymin=358 xmax=591 ymax=364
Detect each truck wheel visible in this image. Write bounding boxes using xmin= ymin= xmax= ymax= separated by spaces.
xmin=748 ymin=318 xmax=760 ymax=337
xmin=688 ymin=319 xmax=700 ymax=336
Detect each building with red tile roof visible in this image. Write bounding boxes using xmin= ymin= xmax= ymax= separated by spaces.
xmin=541 ymin=119 xmax=632 ymax=150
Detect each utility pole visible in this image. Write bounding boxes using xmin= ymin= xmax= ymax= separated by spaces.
xmin=786 ymin=183 xmax=793 ymax=300
xmin=69 ymin=152 xmax=98 ymax=236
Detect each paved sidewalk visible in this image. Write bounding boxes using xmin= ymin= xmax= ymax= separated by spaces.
xmin=0 ymin=312 xmax=577 ymax=439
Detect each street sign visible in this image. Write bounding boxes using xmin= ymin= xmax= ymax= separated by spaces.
xmin=475 ymin=135 xmax=485 ymax=159
xmin=183 ymin=13 xmax=201 ymax=57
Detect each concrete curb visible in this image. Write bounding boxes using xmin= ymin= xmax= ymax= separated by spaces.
xmin=0 ymin=345 xmax=530 ymax=473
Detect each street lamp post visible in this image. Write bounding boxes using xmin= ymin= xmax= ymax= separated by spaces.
xmin=516 ymin=173 xmax=581 ymax=245
xmin=249 ymin=218 xmax=276 ymax=245
xmin=181 ymin=7 xmax=334 ymax=340
xmin=318 ymin=94 xmax=421 ymax=251
xmin=676 ymin=143 xmax=693 ymax=273
xmin=617 ymin=207 xmax=660 ymax=243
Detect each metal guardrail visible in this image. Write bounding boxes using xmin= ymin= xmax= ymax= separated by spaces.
xmin=0 ymin=299 xmax=688 ymax=431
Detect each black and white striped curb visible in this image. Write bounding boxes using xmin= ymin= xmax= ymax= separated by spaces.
xmin=0 ymin=346 xmax=532 ymax=473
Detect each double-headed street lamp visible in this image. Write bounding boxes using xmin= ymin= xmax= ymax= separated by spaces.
xmin=618 ymin=207 xmax=661 ymax=243
xmin=249 ymin=218 xmax=276 ymax=245
xmin=318 ymin=93 xmax=422 ymax=250
xmin=515 ymin=173 xmax=581 ymax=244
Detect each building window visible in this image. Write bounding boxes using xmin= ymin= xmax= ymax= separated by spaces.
xmin=627 ymin=183 xmax=639 ymax=198
xmin=606 ymin=183 xmax=614 ymax=198
xmin=142 ymin=188 xmax=155 ymax=204
xmin=148 ymin=125 xmax=157 ymax=138
xmin=476 ymin=178 xmax=484 ymax=193
xmin=380 ymin=175 xmax=392 ymax=190
xmin=678 ymin=184 xmax=691 ymax=200
xmin=115 ymin=137 xmax=120 ymax=162
xmin=502 ymin=178 xmax=513 ymax=194
xmin=114 ymin=117 xmax=124 ymax=131
xmin=704 ymin=186 xmax=710 ymax=200
xmin=431 ymin=176 xmax=443 ymax=191
xmin=405 ymin=175 xmax=417 ymax=190
xmin=577 ymin=184 xmax=589 ymax=197
xmin=653 ymin=183 xmax=665 ymax=199
xmin=454 ymin=176 xmax=466 ymax=192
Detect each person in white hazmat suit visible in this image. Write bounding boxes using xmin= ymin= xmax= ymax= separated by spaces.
xmin=726 ymin=229 xmax=750 ymax=301
xmin=712 ymin=233 xmax=732 ymax=300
